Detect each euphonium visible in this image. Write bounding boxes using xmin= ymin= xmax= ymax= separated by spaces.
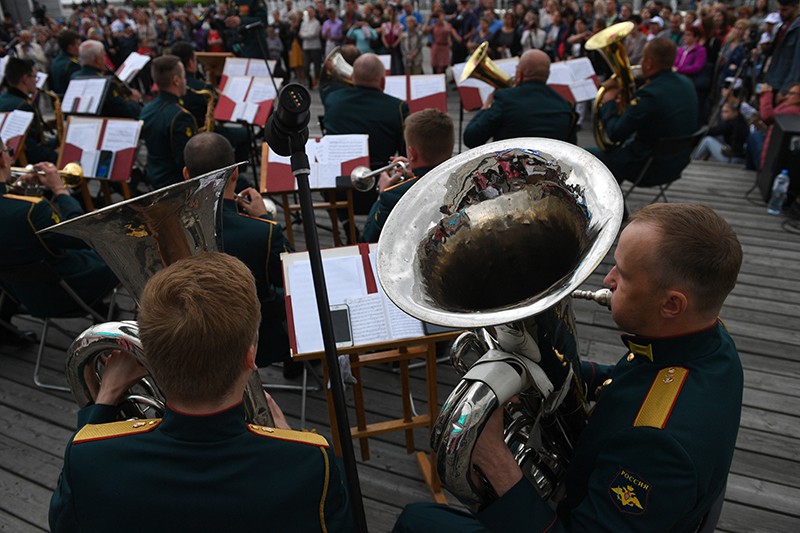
xmin=377 ymin=139 xmax=622 ymax=511
xmin=320 ymin=46 xmax=354 ymax=93
xmin=40 ymin=165 xmax=273 ymax=426
xmin=460 ymin=41 xmax=514 ymax=89
xmin=585 ymin=21 xmax=638 ymax=151
xmin=188 ymin=87 xmax=217 ymax=132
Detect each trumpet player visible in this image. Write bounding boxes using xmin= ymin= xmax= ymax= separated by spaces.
xmin=394 ymin=203 xmax=744 ymax=532
xmin=0 ymin=58 xmax=57 ymax=164
xmin=362 ymin=109 xmax=454 ymax=243
xmin=49 ymin=252 xmax=353 ymax=533
xmin=0 ymin=140 xmax=117 ymax=316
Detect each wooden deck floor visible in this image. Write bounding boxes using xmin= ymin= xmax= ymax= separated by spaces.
xmin=1 ymin=156 xmax=799 ymax=532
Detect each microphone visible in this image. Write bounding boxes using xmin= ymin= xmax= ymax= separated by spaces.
xmin=243 ymin=20 xmax=263 ymax=32
xmin=265 ymin=83 xmax=311 ymax=157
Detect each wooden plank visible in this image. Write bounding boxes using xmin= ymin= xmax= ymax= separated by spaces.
xmin=717 ymin=501 xmax=800 ymax=533
xmin=730 ymin=449 xmax=800 ymax=490
xmin=0 ymin=470 xmax=51 ymax=530
xmin=0 ymin=512 xmax=45 ymax=533
xmin=725 ymin=472 xmax=800 ymax=518
xmin=0 ymin=434 xmax=63 ymax=490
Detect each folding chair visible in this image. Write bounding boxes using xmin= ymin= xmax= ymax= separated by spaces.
xmin=624 ymin=126 xmax=709 ymax=204
xmin=0 ymin=260 xmax=109 ymax=392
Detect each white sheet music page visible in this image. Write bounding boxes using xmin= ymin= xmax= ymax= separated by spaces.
xmin=245 ymin=59 xmax=277 ymax=77
xmin=223 ymin=57 xmax=249 ymax=77
xmin=100 ymin=120 xmax=141 ymax=151
xmin=63 ymin=79 xmax=107 ymax=114
xmin=384 ymin=76 xmax=407 ymax=101
xmin=116 ymin=52 xmax=151 ymax=83
xmin=384 ymin=296 xmax=425 ymax=340
xmin=316 ymin=134 xmax=369 ymax=188
xmin=410 ymin=74 xmax=445 ymax=100
xmin=224 ymin=76 xmax=252 ymax=103
xmin=569 ymin=78 xmax=598 ymax=102
xmin=0 ymin=110 xmax=33 ymax=144
xmin=347 ymin=293 xmax=390 ymax=346
xmin=567 ymin=57 xmax=596 ymax=81
xmin=287 ymin=255 xmax=367 ymax=354
xmin=65 ymin=117 xmax=102 ymax=150
xmin=35 ymin=72 xmax=47 ymax=90
xmin=247 ymin=78 xmax=278 ymax=103
xmin=546 ymin=62 xmax=572 ymax=85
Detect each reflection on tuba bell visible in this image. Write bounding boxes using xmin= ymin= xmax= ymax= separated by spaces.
xmin=377 ymin=139 xmax=622 ymax=511
xmin=459 ymin=41 xmax=514 ymax=89
xmin=585 ymin=21 xmax=638 ymax=151
xmin=320 ymin=46 xmax=354 ymax=94
xmin=40 ymin=165 xmax=273 ymax=426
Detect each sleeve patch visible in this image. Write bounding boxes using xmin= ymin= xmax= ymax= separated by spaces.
xmin=609 ymin=468 xmax=651 ymax=514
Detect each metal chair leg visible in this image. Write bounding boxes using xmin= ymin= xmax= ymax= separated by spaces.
xmin=32 ymin=319 xmax=69 ymax=392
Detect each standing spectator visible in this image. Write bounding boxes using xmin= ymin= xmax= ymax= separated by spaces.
xmin=300 ymin=6 xmax=323 ymax=88
xmin=490 ymin=11 xmax=521 ymax=58
xmin=451 ymin=0 xmax=479 ymax=64
xmin=265 ymin=25 xmax=285 ymax=77
xmin=341 ymin=0 xmax=363 ymax=39
xmin=15 ymin=30 xmax=49 ymax=73
xmin=718 ymin=19 xmax=750 ymax=88
xmin=287 ymin=11 xmax=305 ymax=85
xmin=382 ymin=4 xmax=405 ymax=75
xmin=626 ymin=16 xmax=647 ymax=65
xmin=567 ymin=17 xmax=592 ymax=58
xmin=604 ymin=0 xmax=619 ymax=26
xmin=400 ymin=1 xmax=423 ymax=30
xmin=321 ymin=7 xmax=344 ymax=57
xmin=135 ymin=10 xmax=158 ymax=57
xmin=468 ymin=16 xmax=493 ymax=53
xmin=751 ymin=0 xmax=771 ymax=29
xmin=580 ymin=0 xmax=596 ymax=28
xmin=763 ymin=0 xmax=800 ymax=94
xmin=520 ymin=11 xmax=546 ymax=53
xmin=427 ymin=10 xmax=456 ymax=74
xmin=347 ymin=19 xmax=378 ymax=54
xmin=368 ymin=4 xmax=386 ymax=55
xmin=402 ymin=16 xmax=424 ymax=74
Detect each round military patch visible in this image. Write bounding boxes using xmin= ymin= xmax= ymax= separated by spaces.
xmin=609 ymin=467 xmax=651 ymax=514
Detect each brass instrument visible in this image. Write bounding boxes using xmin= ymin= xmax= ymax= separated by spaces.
xmin=188 ymin=87 xmax=217 ymax=132
xmin=350 ymin=160 xmax=409 ymax=192
xmin=377 ymin=139 xmax=623 ymax=511
xmin=320 ymin=46 xmax=354 ymax=93
xmin=459 ymin=41 xmax=514 ymax=89
xmin=41 ymin=88 xmax=64 ymax=144
xmin=39 ymin=165 xmax=274 ymax=426
xmin=585 ymin=21 xmax=637 ymax=151
xmin=10 ymin=162 xmax=83 ymax=196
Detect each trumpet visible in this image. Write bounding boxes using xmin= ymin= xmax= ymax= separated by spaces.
xmin=10 ymin=162 xmax=84 ymax=196
xmin=350 ymin=160 xmax=409 ymax=192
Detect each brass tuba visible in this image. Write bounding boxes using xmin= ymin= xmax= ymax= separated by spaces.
xmin=320 ymin=46 xmax=354 ymax=94
xmin=585 ymin=21 xmax=638 ymax=151
xmin=377 ymin=139 xmax=622 ymax=511
xmin=40 ymin=165 xmax=273 ymax=426
xmin=459 ymin=41 xmax=514 ymax=89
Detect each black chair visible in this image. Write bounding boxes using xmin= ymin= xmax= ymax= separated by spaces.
xmin=624 ymin=126 xmax=709 ymax=204
xmin=0 ymin=260 xmax=111 ymax=392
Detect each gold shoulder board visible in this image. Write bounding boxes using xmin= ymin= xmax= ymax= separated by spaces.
xmin=73 ymin=419 xmax=162 ymax=444
xmin=239 ymin=213 xmax=278 ymax=225
xmin=247 ymin=425 xmax=329 ymax=448
xmin=633 ymin=367 xmax=688 ymax=429
xmin=3 ymin=193 xmax=44 ymax=204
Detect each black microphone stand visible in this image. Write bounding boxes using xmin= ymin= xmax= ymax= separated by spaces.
xmin=286 ymin=130 xmax=369 ymax=533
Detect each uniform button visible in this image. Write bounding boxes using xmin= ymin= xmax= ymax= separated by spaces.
xmin=627 ymin=353 xmax=634 ymax=362
xmin=667 ymin=367 xmax=676 ymax=374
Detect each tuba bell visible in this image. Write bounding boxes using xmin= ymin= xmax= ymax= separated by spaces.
xmin=40 ymin=165 xmax=273 ymax=426
xmin=377 ymin=139 xmax=622 ymax=511
xmin=459 ymin=41 xmax=515 ymax=89
xmin=320 ymin=46 xmax=354 ymax=94
xmin=585 ymin=21 xmax=638 ymax=151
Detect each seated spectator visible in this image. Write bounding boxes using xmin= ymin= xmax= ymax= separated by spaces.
xmin=693 ymin=101 xmax=748 ymax=164
xmin=746 ymin=82 xmax=800 ymax=170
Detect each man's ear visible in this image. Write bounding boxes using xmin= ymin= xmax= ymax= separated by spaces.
xmin=660 ymin=289 xmax=688 ymax=319
xmin=182 ymin=167 xmax=190 ymax=181
xmin=379 ymin=76 xmax=386 ymax=91
xmin=244 ymin=344 xmax=258 ymax=372
xmin=407 ymin=144 xmax=418 ymax=162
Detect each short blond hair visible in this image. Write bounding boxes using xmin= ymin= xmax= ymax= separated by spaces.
xmin=138 ymin=252 xmax=260 ymax=403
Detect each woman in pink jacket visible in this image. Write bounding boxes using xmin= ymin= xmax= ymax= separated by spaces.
xmin=675 ymin=26 xmax=707 ymax=76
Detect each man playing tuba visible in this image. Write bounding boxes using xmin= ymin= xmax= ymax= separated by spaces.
xmin=394 ymin=203 xmax=744 ymax=532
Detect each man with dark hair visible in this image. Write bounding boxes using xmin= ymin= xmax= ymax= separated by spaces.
xmin=463 ymin=49 xmax=575 ymax=148
xmin=587 ymin=38 xmax=697 ymax=187
xmin=49 ymin=252 xmax=352 ymax=532
xmin=140 ymin=55 xmax=197 ymax=190
xmin=394 ymin=203 xmax=744 ymax=532
xmin=50 ymin=29 xmax=81 ymax=96
xmin=0 ymin=58 xmax=57 ymax=163
xmin=763 ymin=0 xmax=800 ymax=93
xmin=71 ymin=40 xmax=141 ymax=119
xmin=362 ymin=109 xmax=454 ymax=242
xmin=182 ymin=132 xmax=292 ymax=368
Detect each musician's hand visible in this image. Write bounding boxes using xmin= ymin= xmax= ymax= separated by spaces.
xmin=236 ymin=187 xmax=268 ymax=217
xmin=471 ymin=399 xmax=523 ymax=499
xmin=602 ymin=86 xmax=620 ymax=104
xmin=483 ymin=91 xmax=495 ymax=109
xmin=130 ymin=89 xmax=142 ymax=102
xmin=264 ymin=391 xmax=291 ymax=429
xmin=377 ymin=156 xmax=409 ymax=193
xmin=226 ymin=15 xmax=241 ymax=28
xmin=95 ymin=350 xmax=149 ymax=406
xmin=33 ymin=162 xmax=68 ymax=196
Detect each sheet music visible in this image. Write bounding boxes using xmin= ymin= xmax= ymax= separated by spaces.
xmin=247 ymin=78 xmax=278 ymax=102
xmin=81 ymin=150 xmax=99 ymax=177
xmin=224 ymin=76 xmax=252 ymax=103
xmin=63 ymin=78 xmax=107 ymax=114
xmin=100 ymin=120 xmax=141 ymax=151
xmin=317 ymin=134 xmax=369 ymax=165
xmin=287 ymin=255 xmax=367 ymax=354
xmin=241 ymin=102 xmax=260 ymax=123
xmin=347 ymin=293 xmax=390 ymax=346
xmin=65 ymin=118 xmax=102 ymax=150
xmin=546 ymin=62 xmax=572 ymax=85
xmin=35 ymin=72 xmax=47 ymax=90
xmin=115 ymin=52 xmax=151 ymax=83
xmin=378 ymin=54 xmax=391 ymax=71
xmin=384 ymin=76 xmax=406 ymax=101
xmin=410 ymin=74 xmax=445 ymax=100
xmin=568 ymin=57 xmax=596 ymax=81
xmin=0 ymin=110 xmax=33 ymax=144
xmin=223 ymin=57 xmax=249 ymax=77
xmin=569 ymin=78 xmax=598 ymax=102
xmin=245 ymin=59 xmax=277 ymax=77
xmin=384 ymin=296 xmax=425 ymax=340
xmin=0 ymin=56 xmax=7 ymax=86
xmin=315 ymin=163 xmax=340 ymax=189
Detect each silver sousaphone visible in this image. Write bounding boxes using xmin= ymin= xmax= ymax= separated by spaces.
xmin=39 ymin=165 xmax=273 ymax=426
xmin=377 ymin=139 xmax=622 ymax=511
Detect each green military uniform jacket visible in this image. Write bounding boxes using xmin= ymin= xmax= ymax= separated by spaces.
xmin=463 ymin=81 xmax=575 ymax=148
xmin=0 ymin=183 xmax=117 ymax=315
xmin=361 ymin=165 xmax=434 ymax=243
xmin=474 ymin=321 xmax=742 ymax=532
xmin=50 ymin=52 xmax=81 ymax=96
xmin=49 ymin=403 xmax=353 ymax=532
xmin=588 ymin=70 xmax=698 ymax=186
xmin=0 ymin=87 xmax=57 ymax=163
xmin=70 ymin=64 xmax=141 ymax=119
xmin=140 ymin=92 xmax=197 ymax=190
xmin=222 ymin=198 xmax=293 ymax=366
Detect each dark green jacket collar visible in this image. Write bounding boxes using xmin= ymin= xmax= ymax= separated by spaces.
xmin=621 ymin=320 xmax=724 ymax=364
xmin=6 ymin=86 xmax=30 ymax=102
xmin=160 ymin=402 xmax=247 ymax=442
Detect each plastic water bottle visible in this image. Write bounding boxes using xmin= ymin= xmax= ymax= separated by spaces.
xmin=768 ymin=170 xmax=790 ymax=215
